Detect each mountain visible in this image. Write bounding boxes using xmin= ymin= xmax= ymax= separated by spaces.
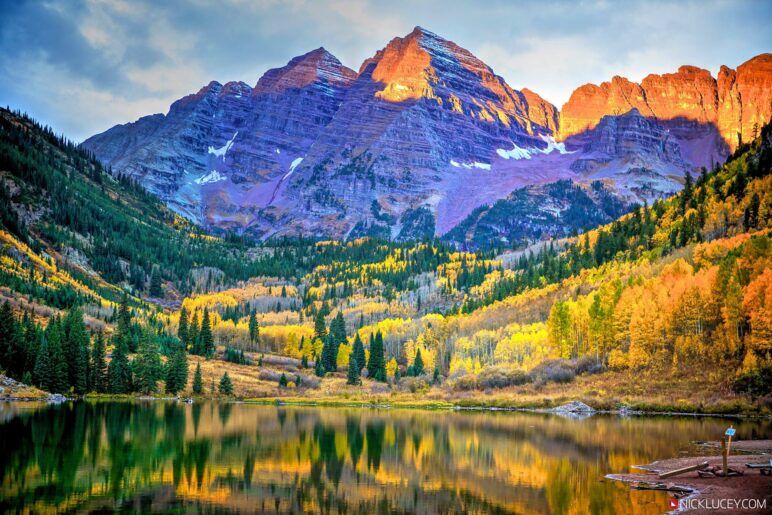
xmin=81 ymin=29 xmax=772 ymax=243
xmin=559 ymin=54 xmax=772 ymax=165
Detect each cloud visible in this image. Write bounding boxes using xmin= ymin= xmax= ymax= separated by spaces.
xmin=0 ymin=0 xmax=770 ymax=141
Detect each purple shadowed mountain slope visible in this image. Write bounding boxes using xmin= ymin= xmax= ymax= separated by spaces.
xmin=81 ymin=29 xmax=772 ymax=242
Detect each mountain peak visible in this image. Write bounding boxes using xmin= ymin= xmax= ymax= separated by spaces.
xmin=254 ymin=48 xmax=356 ymax=94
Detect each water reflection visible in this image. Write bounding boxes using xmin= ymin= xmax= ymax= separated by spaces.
xmin=0 ymin=401 xmax=768 ymax=513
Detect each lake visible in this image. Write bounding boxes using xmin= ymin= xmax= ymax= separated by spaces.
xmin=0 ymin=402 xmax=768 ymax=513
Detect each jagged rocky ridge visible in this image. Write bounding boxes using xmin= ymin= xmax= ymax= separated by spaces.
xmin=82 ymin=28 xmax=772 ymax=244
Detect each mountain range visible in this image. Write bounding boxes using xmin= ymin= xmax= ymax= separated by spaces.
xmin=82 ymin=27 xmax=772 ymax=246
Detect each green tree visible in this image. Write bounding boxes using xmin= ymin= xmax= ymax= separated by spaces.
xmin=347 ymin=355 xmax=361 ymax=385
xmin=62 ymin=308 xmax=89 ymax=394
xmin=321 ymin=334 xmax=338 ymax=373
xmin=0 ymin=301 xmax=22 ymax=378
xmin=367 ymin=331 xmax=386 ymax=382
xmin=314 ymin=357 xmax=325 ymax=377
xmin=45 ymin=318 xmax=68 ymax=394
xmin=89 ymin=331 xmax=108 ymax=393
xmin=352 ymin=333 xmax=365 ymax=375
xmin=177 ymin=307 xmax=189 ymax=349
xmin=192 ymin=362 xmax=203 ymax=394
xmin=188 ymin=311 xmax=200 ymax=352
xmin=313 ymin=311 xmax=327 ymax=340
xmin=219 ymin=372 xmax=233 ymax=395
xmin=149 ymin=265 xmax=163 ymax=297
xmin=330 ymin=311 xmax=347 ymax=346
xmin=409 ymin=348 xmax=424 ymax=376
xmin=108 ymin=338 xmax=132 ymax=394
xmin=248 ymin=312 xmax=259 ymax=349
xmin=166 ymin=346 xmax=188 ymax=395
xmin=199 ymin=308 xmax=214 ymax=357
xmin=278 ymin=373 xmax=288 ymax=388
xmin=134 ymin=332 xmax=162 ymax=394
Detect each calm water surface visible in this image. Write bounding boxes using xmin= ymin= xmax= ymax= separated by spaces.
xmin=0 ymin=401 xmax=769 ymax=514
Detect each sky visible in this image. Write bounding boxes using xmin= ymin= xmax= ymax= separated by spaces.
xmin=1 ymin=0 xmax=770 ymax=142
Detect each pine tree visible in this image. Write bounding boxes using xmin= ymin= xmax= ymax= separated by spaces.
xmin=248 ymin=311 xmax=259 ymax=349
xmin=188 ymin=311 xmax=200 ymax=354
xmin=367 ymin=331 xmax=386 ymax=382
xmin=352 ymin=334 xmax=365 ymax=375
xmin=347 ymin=355 xmax=360 ymax=385
xmin=63 ymin=308 xmax=89 ymax=394
xmin=134 ymin=332 xmax=162 ymax=394
xmin=321 ymin=334 xmax=338 ymax=373
xmin=90 ymin=331 xmax=107 ymax=393
xmin=301 ymin=355 xmax=308 ymax=368
xmin=33 ymin=335 xmax=52 ymax=392
xmin=41 ymin=317 xmax=68 ymax=394
xmin=165 ymin=347 xmax=188 ymax=395
xmin=108 ymin=338 xmax=132 ymax=394
xmin=149 ymin=265 xmax=163 ymax=297
xmin=330 ymin=312 xmax=346 ymax=346
xmin=314 ymin=357 xmax=325 ymax=377
xmin=177 ymin=307 xmax=189 ymax=349
xmin=199 ymin=308 xmax=214 ymax=357
xmin=433 ymin=366 xmax=440 ymax=384
xmin=278 ymin=373 xmax=288 ymax=388
xmin=219 ymin=372 xmax=233 ymax=395
xmin=410 ymin=348 xmax=424 ymax=376
xmin=192 ymin=362 xmax=203 ymax=394
xmin=0 ymin=302 xmax=22 ymax=378
xmin=313 ymin=311 xmax=327 ymax=340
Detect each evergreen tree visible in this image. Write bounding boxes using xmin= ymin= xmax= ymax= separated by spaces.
xmin=433 ymin=366 xmax=440 ymax=384
xmin=108 ymin=338 xmax=132 ymax=394
xmin=301 ymin=355 xmax=308 ymax=368
xmin=330 ymin=312 xmax=347 ymax=346
xmin=63 ymin=308 xmax=89 ymax=394
xmin=352 ymin=333 xmax=366 ymax=375
xmin=33 ymin=335 xmax=52 ymax=392
xmin=177 ymin=307 xmax=189 ymax=349
xmin=218 ymin=372 xmax=233 ymax=395
xmin=314 ymin=357 xmax=325 ymax=377
xmin=134 ymin=332 xmax=162 ymax=394
xmin=199 ymin=308 xmax=214 ymax=357
xmin=149 ymin=265 xmax=163 ymax=297
xmin=90 ymin=331 xmax=107 ymax=393
xmin=165 ymin=347 xmax=188 ymax=395
xmin=313 ymin=311 xmax=327 ymax=340
xmin=347 ymin=355 xmax=360 ymax=385
xmin=116 ymin=294 xmax=133 ymax=350
xmin=321 ymin=334 xmax=338 ymax=373
xmin=0 ymin=302 xmax=22 ymax=378
xmin=45 ymin=318 xmax=68 ymax=394
xmin=248 ymin=312 xmax=259 ymax=349
xmin=192 ymin=362 xmax=203 ymax=394
xmin=188 ymin=311 xmax=200 ymax=354
xmin=367 ymin=331 xmax=386 ymax=382
xmin=278 ymin=373 xmax=288 ymax=388
xmin=410 ymin=348 xmax=424 ymax=376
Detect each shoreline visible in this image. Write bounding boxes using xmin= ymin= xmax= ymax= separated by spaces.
xmin=4 ymin=393 xmax=768 ymax=419
xmin=606 ymin=450 xmax=772 ymax=514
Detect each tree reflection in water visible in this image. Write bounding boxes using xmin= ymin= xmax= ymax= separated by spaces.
xmin=0 ymin=402 xmax=768 ymax=513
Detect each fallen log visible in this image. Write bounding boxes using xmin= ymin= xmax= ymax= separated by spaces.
xmin=745 ymin=460 xmax=772 ymax=469
xmin=658 ymin=461 xmax=710 ymax=479
xmin=632 ymin=482 xmax=693 ymax=494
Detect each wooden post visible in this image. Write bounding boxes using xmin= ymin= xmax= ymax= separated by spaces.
xmin=722 ymin=437 xmax=728 ymax=478
xmin=726 ymin=425 xmax=733 ymax=457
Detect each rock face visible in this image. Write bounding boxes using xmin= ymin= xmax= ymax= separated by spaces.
xmin=81 ymin=28 xmax=772 ymax=243
xmin=560 ymin=54 xmax=772 ymax=157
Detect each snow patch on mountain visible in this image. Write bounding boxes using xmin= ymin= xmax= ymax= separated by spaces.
xmin=497 ymin=135 xmax=574 ymax=161
xmin=450 ymin=160 xmax=491 ymax=170
xmin=207 ymin=132 xmax=238 ymax=158
xmin=194 ymin=170 xmax=228 ymax=184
